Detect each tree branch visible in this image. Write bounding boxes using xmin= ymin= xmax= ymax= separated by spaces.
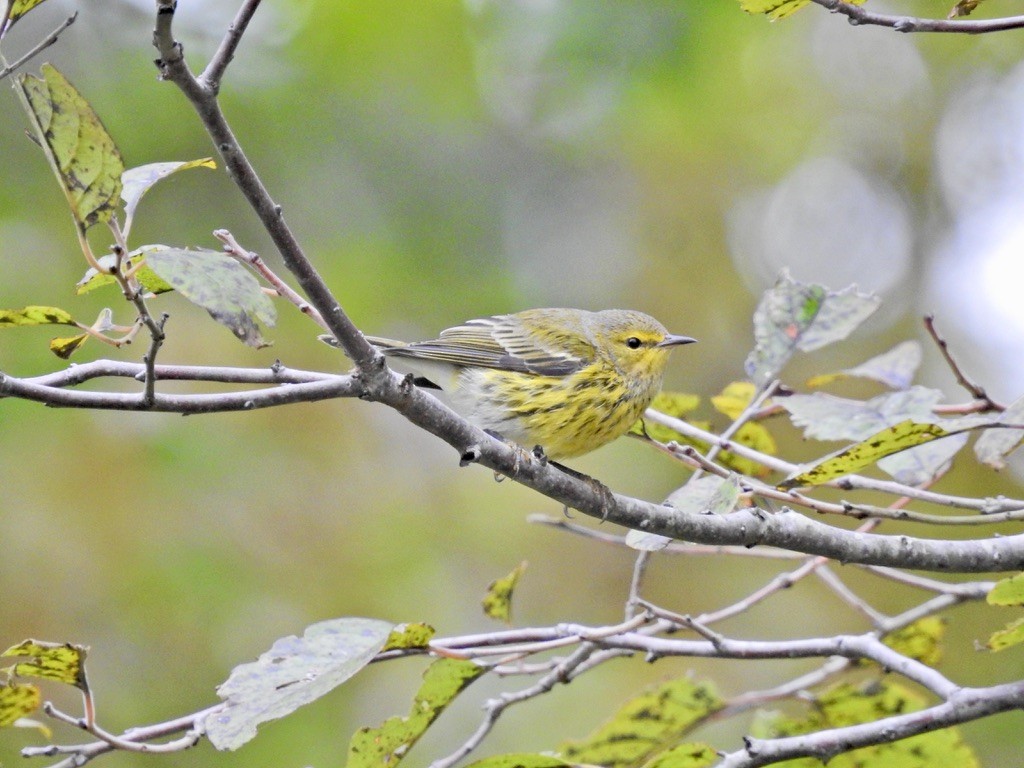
xmin=810 ymin=0 xmax=1024 ymax=33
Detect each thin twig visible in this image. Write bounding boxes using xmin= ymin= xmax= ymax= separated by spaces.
xmin=809 ymin=0 xmax=1024 ymax=33
xmin=200 ymin=0 xmax=262 ymax=91
xmin=924 ymin=314 xmax=1002 ymax=409
xmin=0 ymin=13 xmax=77 ymax=82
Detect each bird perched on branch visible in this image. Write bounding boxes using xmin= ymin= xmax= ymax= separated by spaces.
xmin=326 ymin=308 xmax=695 ymax=460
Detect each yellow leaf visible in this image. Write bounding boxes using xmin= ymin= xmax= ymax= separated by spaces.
xmin=987 ymin=573 xmax=1024 ymax=607
xmin=884 ymin=618 xmax=945 ymax=666
xmin=779 ymin=420 xmax=950 ymax=489
xmin=482 ymin=561 xmax=528 ymax=624
xmin=633 ymin=391 xmax=701 ymax=443
xmin=1 ymin=640 xmax=89 ymax=691
xmin=711 ymin=381 xmax=756 ymax=420
xmin=16 ymin=64 xmax=124 ymax=229
xmin=986 ymin=617 xmax=1024 ymax=652
xmin=0 ymin=683 xmax=41 ymax=727
xmin=0 ymin=305 xmax=75 ymax=327
xmin=50 ymin=333 xmax=89 ymax=359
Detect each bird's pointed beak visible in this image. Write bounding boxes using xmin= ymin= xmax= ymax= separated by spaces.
xmin=658 ymin=334 xmax=697 ymax=348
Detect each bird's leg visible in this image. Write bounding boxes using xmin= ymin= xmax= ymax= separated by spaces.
xmin=483 ymin=429 xmax=537 ymax=480
xmin=551 ymin=461 xmax=616 ymax=522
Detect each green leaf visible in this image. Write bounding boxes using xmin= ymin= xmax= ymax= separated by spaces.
xmin=779 ymin=420 xmax=953 ymax=489
xmin=49 ymin=333 xmax=89 ymax=359
xmin=987 ymin=573 xmax=1024 ymax=607
xmin=465 ymin=756 xmax=574 ymax=768
xmin=974 ymin=393 xmax=1024 ymax=470
xmin=738 ymin=0 xmax=865 ymax=20
xmin=4 ymin=0 xmax=51 ymax=30
xmin=382 ymin=623 xmax=435 ymax=651
xmin=558 ymin=677 xmax=723 ymax=768
xmin=0 ymin=683 xmax=41 ymax=727
xmin=806 ymin=341 xmax=922 ymax=390
xmin=744 ymin=272 xmax=880 ymax=388
xmin=347 ymin=658 xmax=484 ymax=768
xmin=482 ymin=561 xmax=527 ymax=624
xmin=75 ymin=247 xmax=177 ymax=296
xmin=0 ymin=305 xmax=75 ymax=327
xmin=205 ymin=618 xmax=393 ymax=751
xmin=120 ymin=159 xmax=216 ymax=240
xmin=883 ymin=618 xmax=945 ymax=667
xmin=1 ymin=640 xmax=88 ymax=690
xmin=986 ymin=617 xmax=1024 ymax=652
xmin=15 ymin=64 xmax=124 ymax=229
xmin=753 ymin=680 xmax=979 ymax=768
xmin=145 ymin=247 xmax=276 ymax=347
xmin=641 ymin=743 xmax=719 ymax=768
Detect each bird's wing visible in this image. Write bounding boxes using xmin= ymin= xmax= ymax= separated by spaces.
xmin=382 ymin=315 xmax=587 ymax=376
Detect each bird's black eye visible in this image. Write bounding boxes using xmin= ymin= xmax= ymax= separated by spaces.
xmin=626 ymin=337 xmax=642 ymax=349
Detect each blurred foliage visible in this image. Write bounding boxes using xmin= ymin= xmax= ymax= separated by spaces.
xmin=3 ymin=1 xmax=1024 ymax=767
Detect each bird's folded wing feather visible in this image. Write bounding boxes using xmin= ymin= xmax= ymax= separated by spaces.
xmin=380 ymin=316 xmax=587 ymax=376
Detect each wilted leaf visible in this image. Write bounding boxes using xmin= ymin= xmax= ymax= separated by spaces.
xmin=1 ymin=640 xmax=88 ymax=690
xmin=781 ymin=387 xmax=944 ymax=442
xmin=558 ymin=677 xmax=722 ymax=768
xmin=0 ymin=683 xmax=41 ymax=727
xmin=347 ymin=658 xmax=483 ymax=768
xmin=465 ymin=756 xmax=574 ymax=768
xmin=987 ymin=573 xmax=1024 ymax=607
xmin=948 ymin=0 xmax=985 ymax=18
xmin=744 ymin=272 xmax=880 ymax=387
xmin=884 ymin=618 xmax=945 ymax=667
xmin=986 ymin=617 xmax=1024 ymax=652
xmin=975 ymin=393 xmax=1024 ymax=470
xmin=16 ymin=64 xmax=123 ymax=229
xmin=121 ymin=159 xmax=216 ymax=240
xmin=205 ymin=618 xmax=393 ymax=751
xmin=383 ymin=623 xmax=435 ymax=651
xmin=482 ymin=561 xmax=527 ymax=624
xmin=779 ymin=420 xmax=952 ymax=489
xmin=145 ymin=247 xmax=276 ymax=347
xmin=76 ymin=247 xmax=176 ymax=296
xmin=739 ymin=0 xmax=865 ymax=20
xmin=806 ymin=341 xmax=922 ymax=390
xmin=722 ymin=422 xmax=776 ymax=478
xmin=49 ymin=333 xmax=89 ymax=359
xmin=0 ymin=305 xmax=75 ymax=327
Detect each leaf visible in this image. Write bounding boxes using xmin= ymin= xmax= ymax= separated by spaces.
xmin=558 ymin=677 xmax=723 ymax=768
xmin=0 ymin=305 xmax=75 ymax=327
xmin=987 ymin=573 xmax=1024 ymax=607
xmin=49 ymin=333 xmax=89 ymax=359
xmin=738 ymin=0 xmax=864 ymax=20
xmin=145 ymin=247 xmax=276 ymax=347
xmin=1 ymin=640 xmax=88 ymax=690
xmin=710 ymin=381 xmax=756 ymax=420
xmin=628 ymin=476 xmax=742 ymax=549
xmin=633 ymin=391 xmax=701 ymax=443
xmin=205 ymin=618 xmax=393 ymax=751
xmin=877 ymin=432 xmax=969 ymax=486
xmin=753 ymin=680 xmax=978 ymax=767
xmin=120 ymin=159 xmax=216 ymax=240
xmin=465 ymin=756 xmax=574 ymax=768
xmin=948 ymin=0 xmax=985 ymax=18
xmin=641 ymin=743 xmax=719 ymax=768
xmin=76 ymin=247 xmax=176 ymax=296
xmin=779 ymin=420 xmax=952 ymax=489
xmin=16 ymin=64 xmax=124 ymax=229
xmin=883 ymin=617 xmax=945 ymax=666
xmin=482 ymin=561 xmax=527 ymax=624
xmin=722 ymin=422 xmax=776 ymax=478
xmin=0 ymin=683 xmax=41 ymax=727
xmin=781 ymin=387 xmax=944 ymax=443
xmin=4 ymin=0 xmax=50 ymax=30
xmin=744 ymin=272 xmax=880 ymax=388
xmin=806 ymin=341 xmax=922 ymax=390
xmin=383 ymin=623 xmax=435 ymax=651
xmin=347 ymin=658 xmax=484 ymax=768
xmin=986 ymin=617 xmax=1024 ymax=652
xmin=975 ymin=393 xmax=1024 ymax=470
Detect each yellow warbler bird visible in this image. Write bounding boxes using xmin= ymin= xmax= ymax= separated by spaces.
xmin=347 ymin=308 xmax=695 ymax=461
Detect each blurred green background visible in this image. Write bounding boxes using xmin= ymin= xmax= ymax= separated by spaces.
xmin=3 ymin=0 xmax=1024 ymax=765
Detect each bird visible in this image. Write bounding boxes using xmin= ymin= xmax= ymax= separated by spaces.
xmin=334 ymin=308 xmax=695 ymax=461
